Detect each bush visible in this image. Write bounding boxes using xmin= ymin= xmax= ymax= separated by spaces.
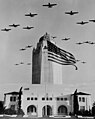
xmin=4 ymin=108 xmax=16 ymax=115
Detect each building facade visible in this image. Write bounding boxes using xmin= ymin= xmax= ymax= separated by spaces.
xmin=4 ymin=33 xmax=92 ymax=117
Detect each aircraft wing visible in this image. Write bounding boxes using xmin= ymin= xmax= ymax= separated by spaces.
xmin=43 ymin=4 xmax=49 ymax=6
xmin=51 ymin=4 xmax=57 ymax=6
xmin=65 ymin=12 xmax=70 ymax=14
xmin=25 ymin=14 xmax=29 ymax=16
xmin=73 ymin=12 xmax=78 ymax=14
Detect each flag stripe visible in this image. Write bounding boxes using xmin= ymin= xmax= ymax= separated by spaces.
xmin=48 ymin=51 xmax=76 ymax=63
xmin=48 ymin=54 xmax=73 ymax=64
xmin=47 ymin=41 xmax=76 ymax=63
xmin=48 ymin=58 xmax=74 ymax=65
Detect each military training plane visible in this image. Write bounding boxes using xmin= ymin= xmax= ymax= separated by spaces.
xmin=20 ymin=62 xmax=24 ymax=64
xmin=65 ymin=11 xmax=78 ymax=15
xmin=89 ymin=19 xmax=95 ymax=22
xmin=76 ymin=21 xmax=89 ymax=25
xmin=9 ymin=24 xmax=20 ymax=27
xmin=25 ymin=13 xmax=38 ymax=17
xmin=27 ymin=63 xmax=31 ymax=65
xmin=76 ymin=42 xmax=84 ymax=45
xmin=25 ymin=45 xmax=32 ymax=48
xmin=42 ymin=2 xmax=57 ymax=8
xmin=62 ymin=38 xmax=70 ymax=41
xmin=83 ymin=41 xmax=95 ymax=44
xmin=19 ymin=48 xmax=26 ymax=51
xmin=51 ymin=36 xmax=57 ymax=39
xmin=15 ymin=63 xmax=19 ymax=66
xmin=1 ymin=28 xmax=11 ymax=31
xmin=23 ymin=26 xmax=34 ymax=30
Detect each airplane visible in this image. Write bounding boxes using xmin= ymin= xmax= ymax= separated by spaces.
xmin=89 ymin=42 xmax=95 ymax=44
xmin=83 ymin=41 xmax=92 ymax=44
xmin=1 ymin=28 xmax=11 ymax=31
xmin=25 ymin=45 xmax=32 ymax=48
xmin=83 ymin=41 xmax=95 ymax=44
xmin=19 ymin=48 xmax=26 ymax=51
xmin=51 ymin=36 xmax=57 ymax=39
xmin=76 ymin=42 xmax=83 ymax=45
xmin=27 ymin=63 xmax=31 ymax=65
xmin=42 ymin=2 xmax=57 ymax=8
xmin=15 ymin=63 xmax=19 ymax=65
xmin=89 ymin=19 xmax=95 ymax=22
xmin=62 ymin=38 xmax=70 ymax=41
xmin=76 ymin=21 xmax=89 ymax=25
xmin=25 ymin=13 xmax=38 ymax=17
xmin=76 ymin=59 xmax=80 ymax=62
xmin=9 ymin=24 xmax=20 ymax=27
xmin=81 ymin=61 xmax=86 ymax=64
xmin=23 ymin=26 xmax=34 ymax=30
xmin=65 ymin=11 xmax=78 ymax=15
xmin=20 ymin=62 xmax=24 ymax=64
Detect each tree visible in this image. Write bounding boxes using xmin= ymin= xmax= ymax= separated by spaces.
xmin=73 ymin=89 xmax=79 ymax=115
xmin=0 ymin=101 xmax=5 ymax=114
xmin=92 ymin=101 xmax=95 ymax=116
xmin=4 ymin=108 xmax=16 ymax=115
xmin=18 ymin=87 xmax=23 ymax=115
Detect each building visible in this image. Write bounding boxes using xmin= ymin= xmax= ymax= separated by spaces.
xmin=4 ymin=33 xmax=92 ymax=117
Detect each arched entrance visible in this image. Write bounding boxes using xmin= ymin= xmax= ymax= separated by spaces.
xmin=42 ymin=105 xmax=52 ymax=117
xmin=58 ymin=105 xmax=67 ymax=115
xmin=27 ymin=105 xmax=37 ymax=116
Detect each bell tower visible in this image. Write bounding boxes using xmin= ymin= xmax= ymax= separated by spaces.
xmin=32 ymin=33 xmax=53 ymax=84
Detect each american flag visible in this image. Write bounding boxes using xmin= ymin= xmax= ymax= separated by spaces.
xmin=47 ymin=40 xmax=78 ymax=70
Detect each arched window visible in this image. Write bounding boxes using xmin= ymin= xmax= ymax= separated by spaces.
xmin=42 ymin=105 xmax=52 ymax=116
xmin=27 ymin=105 xmax=37 ymax=113
xmin=58 ymin=105 xmax=67 ymax=115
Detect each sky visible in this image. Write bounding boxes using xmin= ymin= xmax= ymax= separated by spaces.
xmin=0 ymin=0 xmax=95 ymax=102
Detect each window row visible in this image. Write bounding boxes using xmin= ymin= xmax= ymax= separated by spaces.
xmin=27 ymin=97 xmax=53 ymax=101
xmin=56 ymin=97 xmax=67 ymax=101
xmin=10 ymin=96 xmax=16 ymax=102
xmin=27 ymin=97 xmax=38 ymax=100
xmin=42 ymin=97 xmax=52 ymax=101
xmin=79 ymin=97 xmax=85 ymax=102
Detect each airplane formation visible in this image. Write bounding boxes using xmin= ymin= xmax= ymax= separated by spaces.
xmin=1 ymin=12 xmax=36 ymax=32
xmin=1 ymin=1 xmax=95 ymax=68
xmin=15 ymin=62 xmax=31 ymax=66
xmin=76 ymin=41 xmax=95 ymax=45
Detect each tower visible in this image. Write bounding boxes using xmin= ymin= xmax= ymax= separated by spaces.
xmin=32 ymin=33 xmax=63 ymax=84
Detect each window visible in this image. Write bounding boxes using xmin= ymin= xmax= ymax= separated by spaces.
xmin=42 ymin=97 xmax=45 ymax=100
xmin=31 ymin=97 xmax=33 ymax=100
xmin=79 ymin=97 xmax=81 ymax=102
xmin=27 ymin=97 xmax=30 ymax=100
xmin=46 ymin=97 xmax=48 ymax=100
xmin=35 ymin=97 xmax=37 ymax=100
xmin=64 ymin=98 xmax=67 ymax=101
xmin=50 ymin=97 xmax=52 ymax=100
xmin=82 ymin=97 xmax=85 ymax=102
xmin=61 ymin=98 xmax=63 ymax=101
xmin=10 ymin=96 xmax=16 ymax=102
xmin=10 ymin=97 xmax=12 ymax=101
xmin=56 ymin=97 xmax=60 ymax=101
